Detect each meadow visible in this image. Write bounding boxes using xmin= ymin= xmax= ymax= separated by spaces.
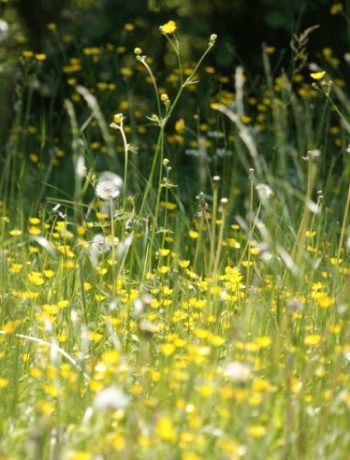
xmin=1 ymin=4 xmax=350 ymax=459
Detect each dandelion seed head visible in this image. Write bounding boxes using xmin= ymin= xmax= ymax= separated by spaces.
xmin=222 ymin=361 xmax=251 ymax=382
xmin=0 ymin=20 xmax=9 ymax=43
xmin=93 ymin=387 xmax=129 ymax=411
xmin=255 ymin=183 xmax=274 ymax=201
xmin=95 ymin=172 xmax=123 ymax=200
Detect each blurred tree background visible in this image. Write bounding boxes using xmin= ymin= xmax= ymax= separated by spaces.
xmin=0 ymin=0 xmax=348 ymax=199
xmin=8 ymin=0 xmax=349 ymax=67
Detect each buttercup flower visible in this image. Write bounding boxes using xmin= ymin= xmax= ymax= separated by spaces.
xmin=159 ymin=20 xmax=177 ymax=35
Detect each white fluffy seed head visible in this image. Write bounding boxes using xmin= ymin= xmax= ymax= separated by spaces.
xmin=255 ymin=183 xmax=274 ymax=201
xmin=222 ymin=361 xmax=251 ymax=382
xmin=93 ymin=386 xmax=129 ymax=411
xmin=91 ymin=234 xmax=110 ymax=255
xmin=95 ymin=172 xmax=123 ymax=200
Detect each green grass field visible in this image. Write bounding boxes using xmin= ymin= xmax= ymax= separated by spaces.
xmin=1 ymin=12 xmax=350 ymax=460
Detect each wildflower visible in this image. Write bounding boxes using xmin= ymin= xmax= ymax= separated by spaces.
xmin=161 ymin=93 xmax=170 ymax=103
xmin=246 ymin=425 xmax=266 ymax=438
xmin=304 ymin=334 xmax=321 ymax=346
xmin=27 ymin=271 xmax=45 ymax=286
xmin=264 ymin=45 xmax=276 ymax=54
xmin=68 ymin=452 xmax=91 ymax=460
xmin=160 ymin=20 xmax=177 ymax=35
xmin=2 ymin=320 xmax=21 ymax=334
xmin=124 ymin=23 xmax=134 ymax=32
xmin=175 ymin=118 xmax=185 ymax=133
xmin=35 ymin=53 xmax=47 ymax=62
xmin=159 ymin=343 xmax=176 ymax=356
xmin=303 ymin=149 xmax=321 ymax=161
xmin=9 ymin=229 xmax=22 ymax=236
xmin=330 ymin=3 xmax=343 ymax=15
xmin=89 ymin=234 xmax=110 ymax=266
xmin=255 ymin=183 xmax=273 ymax=201
xmin=222 ymin=361 xmax=251 ymax=382
xmin=28 ymin=226 xmax=41 ymax=235
xmin=93 ymin=386 xmax=129 ymax=411
xmin=95 ymin=172 xmax=123 ymax=200
xmin=0 ymin=19 xmax=9 ymax=43
xmin=161 ymin=201 xmax=177 ymax=210
xmin=47 ymin=22 xmax=57 ymax=31
xmin=112 ymin=113 xmax=125 ymax=125
xmin=22 ymin=50 xmax=34 ymax=58
xmin=0 ymin=378 xmax=9 ymax=389
xmin=188 ymin=230 xmax=199 ymax=239
xmin=156 ymin=415 xmax=176 ymax=442
xmin=310 ymin=71 xmax=326 ymax=80
xmin=179 ymin=260 xmax=190 ymax=268
xmin=208 ymin=33 xmax=218 ymax=47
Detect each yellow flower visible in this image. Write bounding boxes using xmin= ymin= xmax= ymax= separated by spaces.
xmin=35 ymin=53 xmax=47 ymax=62
xmin=68 ymin=451 xmax=91 ymax=460
xmin=28 ymin=271 xmax=45 ymax=286
xmin=9 ymin=229 xmax=22 ymax=236
xmin=156 ymin=415 xmax=176 ymax=442
xmin=256 ymin=336 xmax=272 ymax=348
xmin=175 ymin=118 xmax=185 ymax=133
xmin=28 ymin=226 xmax=41 ymax=235
xmin=160 ymin=20 xmax=177 ymax=35
xmin=160 ymin=93 xmax=169 ymax=102
xmin=304 ymin=334 xmax=321 ymax=346
xmin=158 ymin=265 xmax=170 ymax=274
xmin=161 ymin=201 xmax=177 ymax=210
xmin=22 ymin=50 xmax=34 ymax=58
xmin=29 ymin=217 xmax=41 ymax=225
xmin=246 ymin=425 xmax=266 ymax=438
xmin=44 ymin=270 xmax=55 ymax=278
xmin=159 ymin=343 xmax=176 ymax=356
xmin=182 ymin=452 xmax=202 ymax=460
xmin=10 ymin=263 xmax=23 ymax=273
xmin=0 ymin=378 xmax=9 ymax=389
xmin=179 ymin=260 xmax=190 ymax=268
xmin=2 ymin=320 xmax=21 ymax=334
xmin=310 ymin=71 xmax=326 ymax=80
xmin=330 ymin=3 xmax=343 ymax=15
xmin=264 ymin=45 xmax=276 ymax=54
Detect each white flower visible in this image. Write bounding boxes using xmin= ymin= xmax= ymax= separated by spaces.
xmin=91 ymin=234 xmax=110 ymax=255
xmin=0 ymin=20 xmax=9 ymax=43
xmin=255 ymin=183 xmax=274 ymax=201
xmin=93 ymin=386 xmax=129 ymax=411
xmin=89 ymin=234 xmax=110 ymax=266
xmin=76 ymin=154 xmax=86 ymax=178
xmin=222 ymin=361 xmax=251 ymax=383
xmin=346 ymin=235 xmax=350 ymax=251
xmin=95 ymin=172 xmax=123 ymax=200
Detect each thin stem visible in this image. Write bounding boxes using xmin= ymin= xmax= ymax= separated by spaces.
xmin=0 ymin=331 xmax=90 ymax=379
xmin=137 ymin=56 xmax=162 ymax=118
xmin=337 ymin=178 xmax=350 ymax=259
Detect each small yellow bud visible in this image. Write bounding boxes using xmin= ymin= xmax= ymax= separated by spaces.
xmin=113 ymin=113 xmax=124 ymax=124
